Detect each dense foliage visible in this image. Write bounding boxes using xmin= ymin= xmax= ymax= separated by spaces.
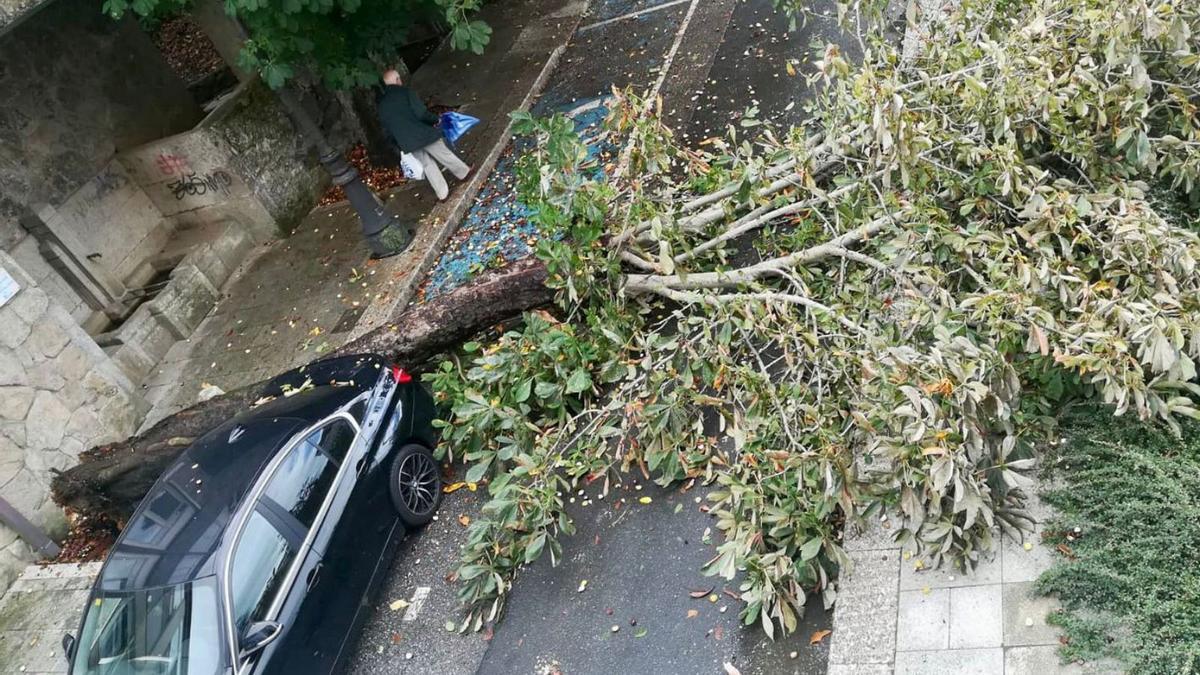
xmin=103 ymin=0 xmax=490 ymax=88
xmin=1038 ymin=406 xmax=1200 ymax=673
xmin=429 ymin=0 xmax=1200 ymax=639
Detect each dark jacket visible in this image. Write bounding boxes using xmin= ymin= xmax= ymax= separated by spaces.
xmin=377 ymin=85 xmax=443 ymax=152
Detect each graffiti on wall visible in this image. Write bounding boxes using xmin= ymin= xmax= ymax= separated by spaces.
xmin=154 ymin=152 xmax=234 ymax=201
xmin=167 ymin=171 xmax=234 ymax=200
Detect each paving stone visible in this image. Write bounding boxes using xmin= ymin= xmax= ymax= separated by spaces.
xmin=949 ymin=584 xmax=1002 ymax=649
xmin=829 ymin=549 xmax=901 ymax=665
xmin=828 ymin=664 xmax=894 ymax=675
xmin=844 ymin=516 xmax=903 ymax=552
xmin=896 ymin=589 xmax=949 ymax=651
xmin=1002 ymin=582 xmax=1062 ymax=647
xmin=895 ymin=647 xmax=1003 ymax=674
xmin=1001 ymin=526 xmax=1059 ymax=584
xmin=1004 ymin=645 xmax=1124 ymax=674
xmin=900 ymin=548 xmax=1001 ymax=590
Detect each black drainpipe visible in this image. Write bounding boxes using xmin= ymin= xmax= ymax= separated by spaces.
xmin=0 ymin=497 xmax=61 ymax=559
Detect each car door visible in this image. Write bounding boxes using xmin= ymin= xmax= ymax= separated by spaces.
xmin=305 ymin=388 xmax=405 ymax=667
xmin=230 ymin=418 xmax=352 ymax=675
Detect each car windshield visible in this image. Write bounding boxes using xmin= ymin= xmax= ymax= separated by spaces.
xmin=72 ymin=576 xmax=223 ymax=675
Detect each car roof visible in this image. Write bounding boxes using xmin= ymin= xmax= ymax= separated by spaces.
xmin=97 ymin=374 xmax=377 ymax=592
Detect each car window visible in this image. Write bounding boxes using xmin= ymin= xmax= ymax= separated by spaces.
xmin=229 ymin=512 xmax=295 ymax=634
xmin=262 ymin=420 xmax=354 ymax=529
xmin=72 ymin=578 xmax=221 ymax=675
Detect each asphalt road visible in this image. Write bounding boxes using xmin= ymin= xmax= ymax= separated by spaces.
xmin=347 ymin=2 xmax=860 ymax=672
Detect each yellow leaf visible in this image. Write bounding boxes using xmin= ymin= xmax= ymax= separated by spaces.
xmin=638 ymin=496 xmax=653 ymax=504
xmin=786 ymin=61 xmax=797 ymax=77
xmin=389 ymin=599 xmax=410 ymax=611
xmin=443 ymin=482 xmax=467 ymax=494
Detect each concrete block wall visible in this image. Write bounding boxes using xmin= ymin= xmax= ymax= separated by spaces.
xmin=0 ymin=252 xmax=148 ymax=594
xmin=118 ymin=80 xmax=327 ymax=242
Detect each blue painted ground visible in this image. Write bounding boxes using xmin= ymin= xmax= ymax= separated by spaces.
xmin=420 ymin=98 xmax=612 ymax=301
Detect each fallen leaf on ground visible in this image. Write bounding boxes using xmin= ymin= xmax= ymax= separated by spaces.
xmin=577 ymin=579 xmax=588 ymax=593
xmin=458 ymin=514 xmax=471 ymax=527
xmin=723 ymin=662 xmax=741 ymax=675
xmin=689 ymin=586 xmax=715 ymax=598
xmin=389 ymin=599 xmax=410 ymax=611
xmin=714 ymin=625 xmax=724 ymax=640
xmin=638 ymin=496 xmax=653 ymax=504
xmin=634 ymin=628 xmax=648 ymax=638
xmin=810 ymin=629 xmax=832 ymax=645
xmin=686 ymin=609 xmax=699 ymax=619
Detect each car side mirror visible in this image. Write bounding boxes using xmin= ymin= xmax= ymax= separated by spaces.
xmin=238 ymin=621 xmax=282 ymax=660
xmin=62 ymin=633 xmax=76 ymax=660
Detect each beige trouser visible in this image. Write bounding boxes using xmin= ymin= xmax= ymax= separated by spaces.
xmin=412 ymin=139 xmax=470 ymax=200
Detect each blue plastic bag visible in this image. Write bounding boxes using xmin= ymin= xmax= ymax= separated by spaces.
xmin=440 ymin=111 xmax=481 ymax=146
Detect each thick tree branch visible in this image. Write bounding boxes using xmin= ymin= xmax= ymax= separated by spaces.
xmin=623 ymin=215 xmax=894 ymax=293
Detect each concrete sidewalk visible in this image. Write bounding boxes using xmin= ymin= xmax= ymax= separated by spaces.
xmin=828 ymin=492 xmax=1122 ymax=674
xmin=349 ymin=0 xmax=586 ymax=338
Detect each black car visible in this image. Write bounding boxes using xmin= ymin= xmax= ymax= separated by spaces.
xmin=63 ymin=354 xmax=443 ymax=675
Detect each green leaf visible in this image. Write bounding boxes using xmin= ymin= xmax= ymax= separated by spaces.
xmin=513 ymin=378 xmax=532 ymax=403
xmin=525 ymin=533 xmax=547 ymax=563
xmin=465 ymin=459 xmax=491 ymax=484
xmin=800 ymin=537 xmax=823 ymax=561
xmin=565 ymin=368 xmax=593 ymax=395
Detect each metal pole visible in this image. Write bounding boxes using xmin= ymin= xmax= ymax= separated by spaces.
xmin=0 ymin=496 xmax=60 ymax=560
xmin=276 ymin=88 xmax=416 ymax=258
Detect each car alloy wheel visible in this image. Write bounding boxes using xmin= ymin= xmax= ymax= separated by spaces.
xmin=396 ymin=451 xmax=439 ymax=517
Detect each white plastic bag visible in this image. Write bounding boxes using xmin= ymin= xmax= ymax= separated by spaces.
xmin=400 ymin=152 xmax=425 ymax=181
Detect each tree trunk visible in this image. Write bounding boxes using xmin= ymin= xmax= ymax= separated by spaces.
xmin=51 ymin=259 xmax=552 ymax=525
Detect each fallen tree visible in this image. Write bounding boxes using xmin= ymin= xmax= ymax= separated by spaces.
xmin=428 ymin=0 xmax=1200 ymax=638
xmin=50 ymin=258 xmax=552 ymax=526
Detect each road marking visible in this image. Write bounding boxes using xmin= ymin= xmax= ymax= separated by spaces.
xmin=578 ymin=0 xmax=692 ymax=33
xmin=402 ymin=586 xmax=431 ymax=622
xmin=648 ymin=0 xmax=700 ymax=101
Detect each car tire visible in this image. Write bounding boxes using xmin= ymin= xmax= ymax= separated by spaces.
xmin=389 ymin=444 xmax=443 ymax=527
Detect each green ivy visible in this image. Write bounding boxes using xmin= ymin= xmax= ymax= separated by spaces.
xmin=1038 ymin=406 xmax=1200 ymax=673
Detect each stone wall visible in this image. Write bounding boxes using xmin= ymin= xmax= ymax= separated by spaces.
xmin=0 ymin=251 xmax=147 ymax=593
xmin=118 ymin=80 xmax=326 ymax=239
xmin=0 ymin=0 xmax=202 ymax=250
xmin=206 ymin=82 xmax=327 ymax=235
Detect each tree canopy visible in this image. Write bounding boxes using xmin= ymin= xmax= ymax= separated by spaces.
xmin=104 ymin=0 xmax=491 ymax=88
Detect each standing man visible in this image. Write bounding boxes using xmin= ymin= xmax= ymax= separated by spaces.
xmin=377 ymin=69 xmax=472 ymax=201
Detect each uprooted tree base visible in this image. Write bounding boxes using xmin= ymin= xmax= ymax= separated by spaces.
xmin=50 ymin=258 xmax=552 ymax=527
